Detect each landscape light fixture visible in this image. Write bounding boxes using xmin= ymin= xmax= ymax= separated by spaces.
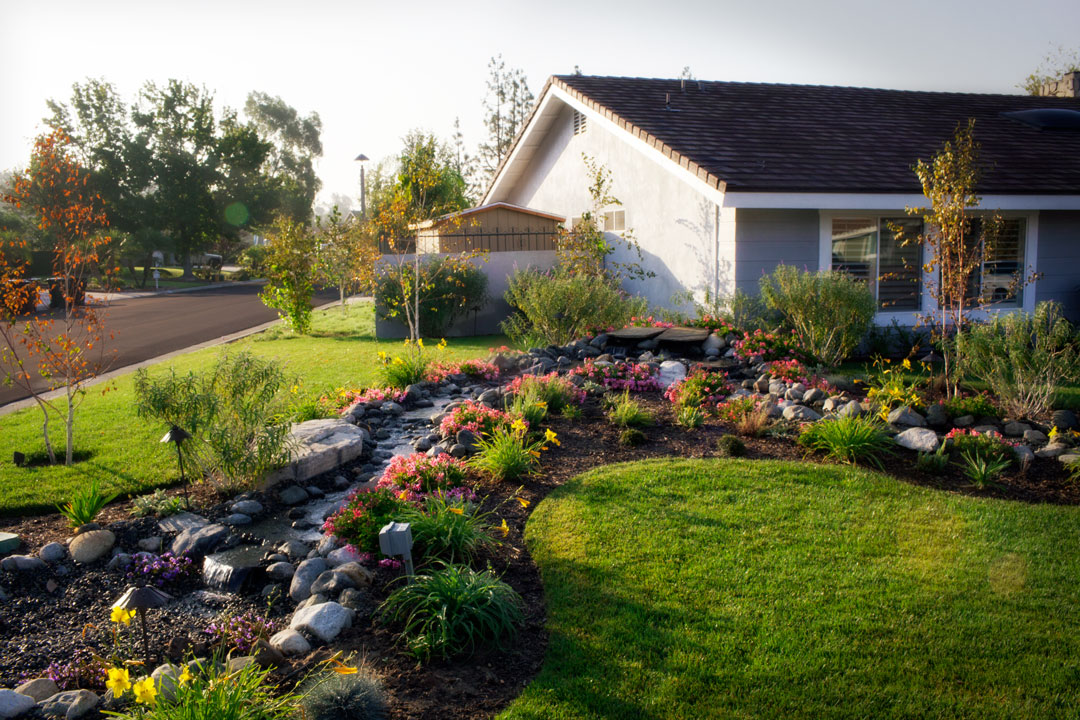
xmin=379 ymin=521 xmax=415 ymax=579
xmin=114 ymin=585 xmax=172 ymax=666
xmin=160 ymin=425 xmax=193 ymax=506
xmin=354 ymin=153 xmax=369 ymax=217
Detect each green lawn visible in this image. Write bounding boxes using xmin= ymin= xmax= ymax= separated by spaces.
xmin=507 ymin=458 xmax=1080 ymax=719
xmin=0 ymin=302 xmax=511 ymax=515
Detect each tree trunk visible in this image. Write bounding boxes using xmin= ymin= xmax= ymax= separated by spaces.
xmin=65 ymin=385 xmax=75 ymax=465
xmin=181 ymin=250 xmax=195 ymax=280
xmin=38 ymin=398 xmax=56 ymax=465
xmin=340 ymin=285 xmax=347 ymax=314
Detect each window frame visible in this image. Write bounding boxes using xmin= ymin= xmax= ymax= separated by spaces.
xmin=819 ymin=210 xmax=1039 ymax=326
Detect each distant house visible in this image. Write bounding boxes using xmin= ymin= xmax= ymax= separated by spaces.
xmin=483 ymin=73 xmax=1080 ymax=322
xmin=415 ymin=202 xmax=562 ymax=253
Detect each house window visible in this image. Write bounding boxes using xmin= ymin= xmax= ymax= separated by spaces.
xmin=965 ymin=217 xmax=1027 ymax=307
xmin=603 ymin=210 xmax=626 ymax=235
xmin=831 ymin=217 xmax=922 ymax=311
xmin=573 ymin=110 xmax=588 ymax=135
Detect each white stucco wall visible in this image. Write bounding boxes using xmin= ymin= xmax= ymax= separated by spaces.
xmin=499 ymin=103 xmax=730 ymax=311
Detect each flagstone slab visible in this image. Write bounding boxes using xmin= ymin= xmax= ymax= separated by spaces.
xmin=607 ymin=327 xmax=664 ymax=342
xmin=656 ymin=327 xmax=711 ymax=343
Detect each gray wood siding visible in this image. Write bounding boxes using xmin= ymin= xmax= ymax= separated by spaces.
xmin=1036 ymin=211 xmax=1080 ymax=322
xmin=734 ymin=209 xmax=820 ymax=294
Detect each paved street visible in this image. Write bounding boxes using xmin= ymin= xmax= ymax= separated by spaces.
xmin=0 ymin=283 xmax=337 ymax=408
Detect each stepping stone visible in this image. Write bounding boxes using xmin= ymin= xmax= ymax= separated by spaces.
xmin=607 ymin=327 xmax=664 ymax=342
xmin=0 ymin=533 xmax=19 ymax=555
xmin=656 ymin=327 xmax=710 ymax=344
xmin=158 ymin=512 xmax=209 ymax=534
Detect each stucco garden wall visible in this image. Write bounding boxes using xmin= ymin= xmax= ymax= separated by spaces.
xmin=374 ymin=250 xmax=557 ymax=339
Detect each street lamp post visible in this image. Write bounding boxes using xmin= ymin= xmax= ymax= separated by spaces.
xmin=354 ymin=153 xmax=369 ymax=216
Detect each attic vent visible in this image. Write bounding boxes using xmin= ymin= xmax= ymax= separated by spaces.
xmin=1001 ymin=109 xmax=1080 ymax=130
xmin=573 ymin=110 xmax=587 ymax=135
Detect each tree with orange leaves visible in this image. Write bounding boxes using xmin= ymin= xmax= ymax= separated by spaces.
xmin=0 ymin=127 xmax=116 ymax=465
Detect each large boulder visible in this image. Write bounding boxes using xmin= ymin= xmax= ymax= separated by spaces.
xmin=171 ymin=524 xmax=228 ymax=557
xmin=263 ymin=418 xmax=366 ymax=487
xmin=895 ymin=427 xmax=940 ymax=453
xmin=269 ymin=628 xmax=311 ymax=656
xmin=783 ymin=405 xmax=822 ymax=422
xmin=887 ymin=406 xmax=926 ymax=427
xmin=14 ymin=678 xmax=58 ymax=703
xmin=289 ymin=601 xmax=354 ymax=643
xmin=69 ymin=530 xmax=115 ymax=564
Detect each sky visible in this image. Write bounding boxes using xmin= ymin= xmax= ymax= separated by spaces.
xmin=1 ymin=0 xmax=1077 ymax=209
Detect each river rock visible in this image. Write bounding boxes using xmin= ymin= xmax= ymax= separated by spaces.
xmin=1035 ymin=443 xmax=1068 ymax=459
xmin=266 ymin=562 xmax=295 ymax=582
xmin=1023 ymin=429 xmax=1048 ymax=445
xmin=1003 ymin=421 xmax=1031 ymax=437
xmin=310 ymin=569 xmax=356 ymax=596
xmin=278 ymin=486 xmax=309 ymax=506
xmin=15 ymin=678 xmax=58 ymax=703
xmin=887 ymin=406 xmax=926 ymax=427
xmin=40 ymin=689 xmax=99 ymax=719
xmin=657 ymin=360 xmax=686 ymax=390
xmin=925 ymin=404 xmax=949 ymax=428
xmin=230 ymin=500 xmax=263 ymax=516
xmin=269 ymin=628 xmax=311 ymax=656
xmin=171 ymin=524 xmax=228 ymax=557
xmin=0 ymin=690 xmax=36 ymax=718
xmin=1013 ymin=444 xmax=1034 ymax=468
xmin=69 ymin=530 xmax=115 ymax=564
xmin=895 ymin=427 xmax=940 ymax=453
xmin=277 ymin=540 xmax=309 ymax=559
xmin=335 ymin=561 xmax=375 ymax=588
xmin=1052 ymin=409 xmax=1078 ymax=430
xmin=953 ymin=414 xmax=975 ymax=427
xmin=782 ymin=405 xmax=822 ymax=422
xmin=222 ymin=513 xmax=251 ymax=526
xmin=326 ymin=546 xmax=364 ymax=567
xmin=37 ymin=542 xmax=66 ymax=563
xmin=1 ymin=555 xmax=45 ymax=572
xmin=290 ymin=601 xmax=354 ymax=643
xmin=289 ymin=558 xmax=328 ymax=602
xmin=802 ymin=388 xmax=826 ymax=405
xmin=151 ymin=664 xmax=180 ymax=702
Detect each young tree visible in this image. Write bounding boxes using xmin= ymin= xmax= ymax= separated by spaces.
xmin=260 ymin=215 xmax=318 ymax=334
xmin=477 ymin=56 xmax=534 ymax=186
xmin=907 ymin=119 xmax=1032 ymax=397
xmin=315 ymin=206 xmax=379 ymax=313
xmin=556 ymin=154 xmax=653 ymax=283
xmin=373 ymin=132 xmax=483 ymax=341
xmin=0 ymin=128 xmax=116 ymax=464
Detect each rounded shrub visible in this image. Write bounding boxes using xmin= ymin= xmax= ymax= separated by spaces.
xmin=716 ymin=434 xmax=746 ymax=457
xmin=298 ymin=666 xmax=388 ymax=720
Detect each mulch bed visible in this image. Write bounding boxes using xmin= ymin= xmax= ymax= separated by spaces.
xmin=1 ymin=390 xmax=1077 ymax=719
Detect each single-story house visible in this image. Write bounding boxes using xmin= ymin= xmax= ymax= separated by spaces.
xmin=482 ymin=72 xmax=1080 ymax=323
xmin=415 ymin=202 xmax=562 ymax=254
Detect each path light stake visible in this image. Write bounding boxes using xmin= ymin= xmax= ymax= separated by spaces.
xmin=160 ymin=425 xmax=192 ymax=506
xmin=113 ymin=586 xmax=171 ymax=667
xmin=379 ymin=521 xmax=415 ymax=580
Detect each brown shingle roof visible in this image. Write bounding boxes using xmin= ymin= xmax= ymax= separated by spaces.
xmin=549 ymin=75 xmax=1080 ymax=195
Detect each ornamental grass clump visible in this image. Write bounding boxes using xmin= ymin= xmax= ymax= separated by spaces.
xmin=664 ymin=368 xmax=732 ymax=411
xmin=377 ymin=338 xmax=446 ymax=389
xmin=505 ymin=372 xmax=586 ymax=415
xmin=296 ymin=662 xmax=389 ymax=720
xmin=606 ymin=390 xmax=654 ymax=428
xmin=958 ymin=449 xmax=1011 ymax=488
xmin=677 ymin=405 xmax=706 ymax=430
xmin=797 ymin=415 xmax=894 ymax=468
xmin=571 ymin=359 xmax=660 ymax=392
xmin=380 ymin=562 xmax=525 ymax=661
xmin=106 ymin=655 xmax=299 ymax=720
xmin=957 ymin=301 xmax=1080 ymax=419
xmin=323 ymin=486 xmax=411 ymax=554
xmin=397 ymin=494 xmax=496 ymax=565
xmin=716 ymin=396 xmax=773 ymax=437
xmin=56 ymin=479 xmax=117 ymax=528
xmin=471 ymin=422 xmax=558 ymax=483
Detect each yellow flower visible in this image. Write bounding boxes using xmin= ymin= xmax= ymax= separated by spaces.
xmin=544 ymin=428 xmax=560 ymax=446
xmin=516 ymin=497 xmax=530 ymax=508
xmin=902 ymin=358 xmax=912 ymax=370
xmin=330 ymin=659 xmax=358 ymax=675
xmin=437 ymin=338 xmax=448 ymax=351
xmin=133 ymin=677 xmax=157 ymax=705
xmin=106 ymin=667 xmax=131 ymax=696
xmin=510 ymin=418 xmax=527 ymax=433
xmin=178 ymin=666 xmax=193 ymax=686
xmin=398 ymin=491 xmax=409 ymax=501
xmin=499 ymin=519 xmax=510 ymax=537
xmin=530 ymin=450 xmax=541 ymax=458
xmin=111 ymin=606 xmax=136 ymax=625
xmin=448 ymin=507 xmax=464 ymax=515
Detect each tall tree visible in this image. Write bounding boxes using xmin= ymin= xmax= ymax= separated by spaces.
xmin=243 ymin=92 xmax=323 ymax=222
xmin=1021 ymin=46 xmax=1080 ymax=96
xmin=477 ymin=56 xmax=534 ymax=186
